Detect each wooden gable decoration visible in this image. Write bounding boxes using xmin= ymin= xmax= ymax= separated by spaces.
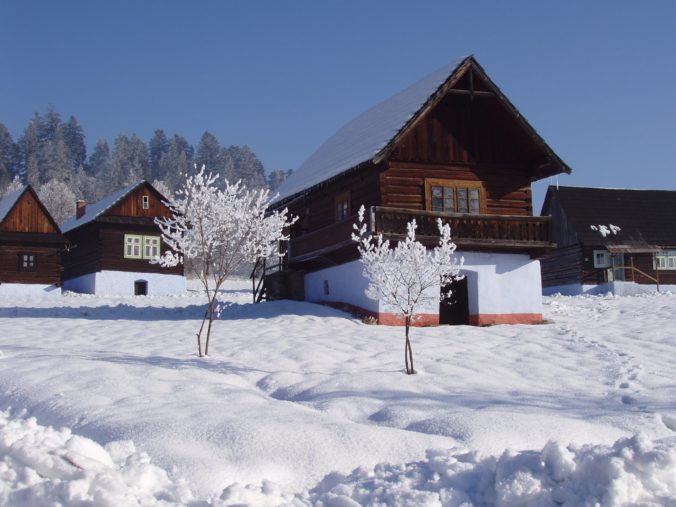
xmin=377 ymin=57 xmax=571 ymax=181
xmin=0 ymin=186 xmax=60 ymax=234
xmin=104 ymin=181 xmax=172 ymax=220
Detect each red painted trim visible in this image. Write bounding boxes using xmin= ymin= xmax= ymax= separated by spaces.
xmin=469 ymin=313 xmax=543 ymax=326
xmin=319 ymin=301 xmax=438 ymax=327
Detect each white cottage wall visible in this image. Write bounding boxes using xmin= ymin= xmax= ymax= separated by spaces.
xmin=64 ymin=271 xmax=186 ymax=296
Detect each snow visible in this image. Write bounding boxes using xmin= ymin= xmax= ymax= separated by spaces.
xmin=273 ymin=58 xmax=466 ymax=203
xmin=0 ymin=281 xmax=676 ymax=504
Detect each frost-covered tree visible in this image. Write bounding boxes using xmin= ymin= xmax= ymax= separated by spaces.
xmin=352 ymin=206 xmax=463 ymax=374
xmin=155 ymin=166 xmax=296 ymax=357
xmin=0 ymin=123 xmax=18 ymax=188
xmin=1 ymin=175 xmax=24 ymax=197
xmin=38 ymin=179 xmax=76 ymax=224
xmin=151 ymin=179 xmax=172 ymax=201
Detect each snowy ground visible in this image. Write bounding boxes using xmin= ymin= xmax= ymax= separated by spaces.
xmin=0 ymin=280 xmax=675 ymax=505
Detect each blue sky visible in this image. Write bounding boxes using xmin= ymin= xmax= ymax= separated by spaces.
xmin=2 ymin=1 xmax=675 ymax=211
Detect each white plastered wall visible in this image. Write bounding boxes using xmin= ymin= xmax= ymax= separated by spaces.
xmin=63 ymin=271 xmax=186 ymax=296
xmin=459 ymin=251 xmax=543 ymax=317
xmin=304 ymin=260 xmax=378 ymax=312
xmin=303 ymin=252 xmax=543 ymax=318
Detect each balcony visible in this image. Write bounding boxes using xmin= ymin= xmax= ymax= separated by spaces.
xmin=288 ymin=206 xmax=552 ymax=263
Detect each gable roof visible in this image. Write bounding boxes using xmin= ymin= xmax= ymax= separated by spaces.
xmin=0 ymin=187 xmax=26 ymax=224
xmin=61 ymin=181 xmax=144 ymax=233
xmin=0 ymin=185 xmax=62 ymax=234
xmin=542 ymin=186 xmax=676 ymax=247
xmin=274 ymin=55 xmax=571 ymax=205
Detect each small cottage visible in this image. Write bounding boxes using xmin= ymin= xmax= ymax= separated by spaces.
xmin=61 ymin=181 xmax=185 ymax=296
xmin=0 ymin=185 xmax=66 ymax=296
xmin=267 ymin=55 xmax=571 ymax=325
xmin=541 ymin=185 xmax=676 ymax=295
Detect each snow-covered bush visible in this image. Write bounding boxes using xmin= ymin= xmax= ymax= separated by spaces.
xmin=352 ymin=205 xmax=462 ymax=374
xmin=38 ymin=179 xmax=76 ymax=225
xmin=1 ymin=175 xmax=23 ymax=197
xmin=155 ymin=166 xmax=295 ymax=357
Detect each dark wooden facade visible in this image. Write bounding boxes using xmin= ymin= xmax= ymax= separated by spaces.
xmin=0 ymin=186 xmax=65 ymax=286
xmin=275 ymin=57 xmax=569 ymax=271
xmin=541 ymin=186 xmax=676 ymax=289
xmin=62 ymin=181 xmax=183 ymax=281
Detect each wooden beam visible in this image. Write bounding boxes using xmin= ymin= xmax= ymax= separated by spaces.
xmin=446 ymin=89 xmax=494 ymax=97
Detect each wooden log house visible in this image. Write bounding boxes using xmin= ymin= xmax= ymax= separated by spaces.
xmin=61 ymin=181 xmax=185 ymax=296
xmin=0 ymin=185 xmax=66 ymax=296
xmin=541 ymin=186 xmax=676 ymax=295
xmin=267 ymin=55 xmax=571 ymax=325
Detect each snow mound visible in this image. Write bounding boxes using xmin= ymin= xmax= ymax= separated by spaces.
xmin=0 ymin=409 xmax=193 ymax=506
xmin=303 ymin=435 xmax=676 ymax=507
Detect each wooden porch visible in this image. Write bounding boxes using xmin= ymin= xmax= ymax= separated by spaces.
xmin=288 ymin=206 xmax=553 ymax=263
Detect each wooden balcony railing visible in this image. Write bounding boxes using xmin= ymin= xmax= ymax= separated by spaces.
xmin=288 ymin=206 xmax=552 ymax=261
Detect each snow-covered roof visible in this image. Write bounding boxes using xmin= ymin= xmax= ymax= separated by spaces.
xmin=273 ymin=57 xmax=468 ymax=203
xmin=0 ymin=186 xmax=27 ymax=224
xmin=61 ymin=181 xmax=144 ymax=233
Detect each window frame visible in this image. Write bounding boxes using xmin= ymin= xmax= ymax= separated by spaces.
xmin=124 ymin=234 xmax=144 ymax=259
xmin=424 ymin=179 xmax=485 ymax=214
xmin=142 ymin=195 xmax=150 ymax=210
xmin=593 ymin=249 xmax=611 ymax=268
xmin=18 ymin=253 xmax=37 ymax=272
xmin=143 ymin=236 xmax=160 ymax=260
xmin=655 ymin=250 xmax=676 ymax=270
xmin=335 ymin=191 xmax=351 ymax=222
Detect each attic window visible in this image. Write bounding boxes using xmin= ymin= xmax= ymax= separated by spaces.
xmin=425 ymin=179 xmax=483 ymax=214
xmin=142 ymin=195 xmax=150 ymax=209
xmin=335 ymin=191 xmax=350 ymax=222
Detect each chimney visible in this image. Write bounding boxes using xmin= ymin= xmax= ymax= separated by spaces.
xmin=76 ymin=200 xmax=87 ymax=219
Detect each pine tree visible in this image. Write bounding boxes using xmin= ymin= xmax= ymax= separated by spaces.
xmin=87 ymin=139 xmax=112 ymax=178
xmin=148 ymin=129 xmax=169 ymax=182
xmin=0 ymin=123 xmax=17 ymax=188
xmin=155 ymin=134 xmax=193 ymax=191
xmin=222 ymin=145 xmax=266 ymax=189
xmin=62 ymin=115 xmax=87 ymax=171
xmin=195 ymin=132 xmax=221 ymax=176
xmin=18 ymin=119 xmax=40 ymax=186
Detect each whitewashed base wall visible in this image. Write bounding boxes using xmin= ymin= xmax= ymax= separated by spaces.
xmin=304 ymin=251 xmax=543 ymax=325
xmin=63 ymin=271 xmax=186 ymax=296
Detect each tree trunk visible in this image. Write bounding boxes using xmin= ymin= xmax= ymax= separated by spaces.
xmin=404 ymin=315 xmax=414 ymax=374
xmin=195 ymin=308 xmax=208 ymax=357
xmin=204 ymin=299 xmax=215 ymax=356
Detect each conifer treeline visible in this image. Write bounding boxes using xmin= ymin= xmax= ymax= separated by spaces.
xmin=0 ymin=106 xmax=292 ymax=203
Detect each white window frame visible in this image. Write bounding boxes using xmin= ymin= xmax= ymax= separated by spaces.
xmin=143 ymin=236 xmax=160 ymax=260
xmin=124 ymin=234 xmax=160 ymax=260
xmin=593 ymin=249 xmax=611 ymax=268
xmin=655 ymin=250 xmax=676 ymax=270
xmin=142 ymin=195 xmax=150 ymax=209
xmin=124 ymin=234 xmax=143 ymax=259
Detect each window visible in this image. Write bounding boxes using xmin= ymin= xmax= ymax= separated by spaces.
xmin=124 ymin=234 xmax=160 ymax=259
xmin=425 ymin=179 xmax=483 ymax=214
xmin=655 ymin=250 xmax=676 ymax=270
xmin=144 ymin=236 xmax=160 ymax=259
xmin=335 ymin=191 xmax=350 ymax=222
xmin=18 ymin=253 xmax=37 ymax=271
xmin=124 ymin=235 xmax=143 ymax=259
xmin=142 ymin=195 xmax=150 ymax=209
xmin=593 ymin=249 xmax=611 ymax=268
